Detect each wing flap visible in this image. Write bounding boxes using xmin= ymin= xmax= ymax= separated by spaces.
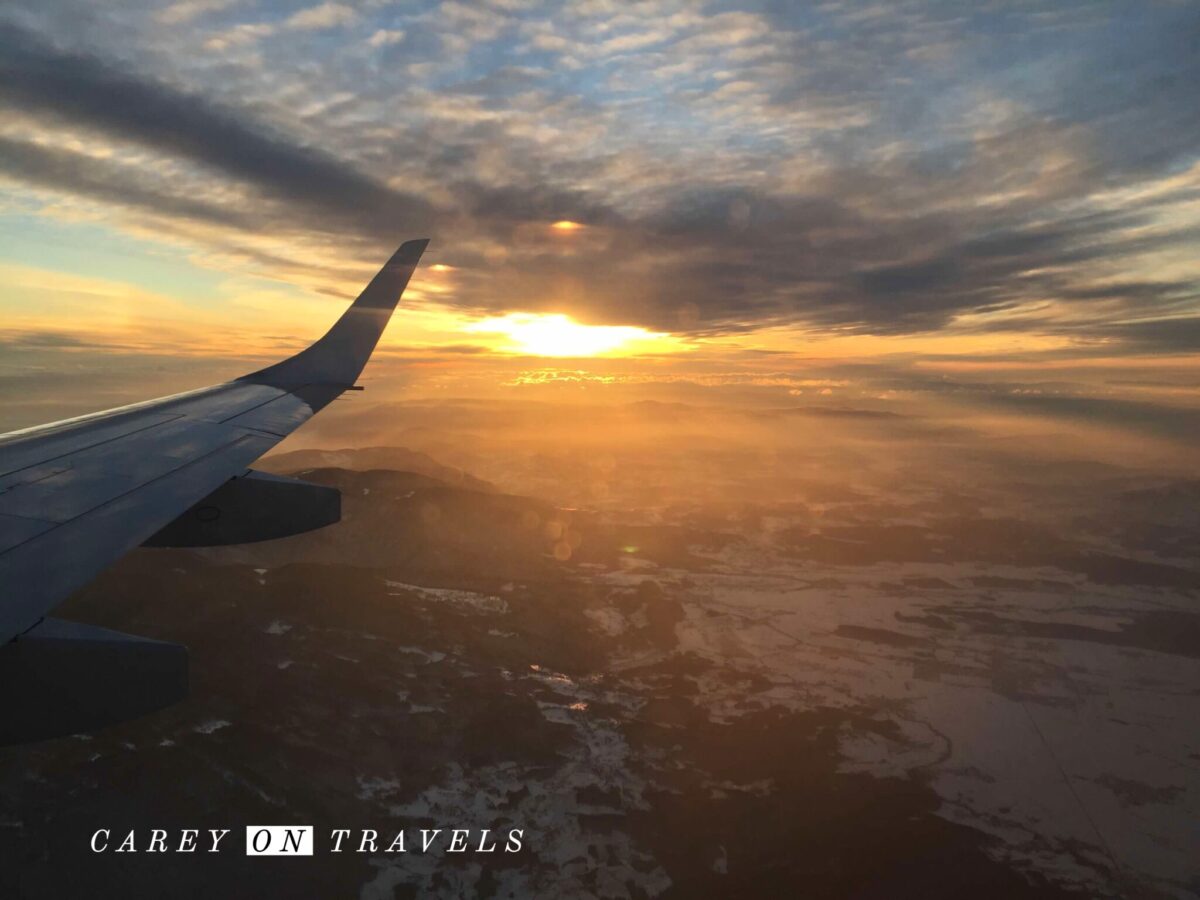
xmin=0 ymin=618 xmax=187 ymax=745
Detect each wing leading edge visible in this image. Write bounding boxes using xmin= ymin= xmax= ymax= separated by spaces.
xmin=0 ymin=239 xmax=429 ymax=743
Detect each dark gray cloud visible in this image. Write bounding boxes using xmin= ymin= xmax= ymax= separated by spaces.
xmin=1090 ymin=317 xmax=1200 ymax=353
xmin=0 ymin=21 xmax=432 ymax=233
xmin=0 ymin=135 xmax=251 ymax=228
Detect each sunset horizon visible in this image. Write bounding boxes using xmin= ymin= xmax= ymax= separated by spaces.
xmin=2 ymin=2 xmax=1198 ymax=441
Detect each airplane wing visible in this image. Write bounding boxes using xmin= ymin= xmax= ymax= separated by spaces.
xmin=0 ymin=238 xmax=428 ymax=743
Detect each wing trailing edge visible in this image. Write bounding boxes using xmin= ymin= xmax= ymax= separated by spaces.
xmin=0 ymin=618 xmax=187 ymax=746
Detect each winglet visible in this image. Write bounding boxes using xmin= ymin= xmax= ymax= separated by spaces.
xmin=240 ymin=238 xmax=429 ymax=388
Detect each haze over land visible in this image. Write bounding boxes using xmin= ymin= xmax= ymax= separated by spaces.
xmin=4 ymin=419 xmax=1199 ymax=897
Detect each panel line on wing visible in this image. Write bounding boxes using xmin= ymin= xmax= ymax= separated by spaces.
xmin=0 ymin=432 xmax=265 ymax=557
xmin=0 ymin=414 xmax=186 ymax=482
xmin=209 ymin=389 xmax=296 ymax=424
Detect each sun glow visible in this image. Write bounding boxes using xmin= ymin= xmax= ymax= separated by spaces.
xmin=551 ymin=220 xmax=584 ymax=231
xmin=465 ymin=313 xmax=677 ymax=357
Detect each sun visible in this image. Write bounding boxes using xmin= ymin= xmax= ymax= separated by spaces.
xmin=465 ymin=313 xmax=677 ymax=357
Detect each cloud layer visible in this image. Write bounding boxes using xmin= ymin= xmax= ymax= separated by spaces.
xmin=1 ymin=1 xmax=1198 ymax=349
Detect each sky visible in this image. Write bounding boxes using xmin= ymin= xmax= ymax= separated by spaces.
xmin=0 ymin=0 xmax=1198 ymax=439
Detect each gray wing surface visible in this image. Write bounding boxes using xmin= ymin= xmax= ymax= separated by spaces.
xmin=0 ymin=239 xmax=427 ymax=742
